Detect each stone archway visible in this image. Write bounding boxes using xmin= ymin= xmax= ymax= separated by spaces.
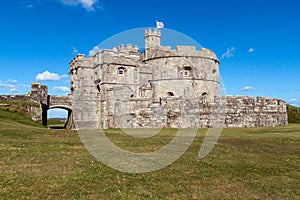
xmin=42 ymin=105 xmax=73 ymax=129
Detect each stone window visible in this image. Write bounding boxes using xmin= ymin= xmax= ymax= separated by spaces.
xmin=139 ymin=90 xmax=145 ymax=97
xmin=183 ymin=66 xmax=192 ymax=77
xmin=212 ymin=69 xmax=216 ymax=74
xmin=117 ymin=67 xmax=125 ymax=75
xmin=167 ymin=92 xmax=174 ymax=97
xmin=184 ymin=70 xmax=189 ymax=76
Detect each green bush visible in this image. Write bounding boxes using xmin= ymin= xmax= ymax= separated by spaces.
xmin=287 ymin=104 xmax=300 ymax=123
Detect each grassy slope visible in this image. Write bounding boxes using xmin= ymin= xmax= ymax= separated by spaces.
xmin=0 ymin=110 xmax=299 ymax=199
xmin=0 ymin=109 xmax=43 ymax=127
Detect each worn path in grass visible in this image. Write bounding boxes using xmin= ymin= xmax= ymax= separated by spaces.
xmin=0 ymin=109 xmax=299 ymax=199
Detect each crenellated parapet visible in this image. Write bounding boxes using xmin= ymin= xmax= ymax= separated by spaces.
xmin=144 ymin=28 xmax=161 ymax=37
xmin=116 ymin=44 xmax=140 ymax=55
xmin=70 ymin=54 xmax=86 ymax=70
xmin=144 ymin=45 xmax=219 ymax=63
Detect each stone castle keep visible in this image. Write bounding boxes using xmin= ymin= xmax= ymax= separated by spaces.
xmin=0 ymin=29 xmax=288 ymax=129
xmin=69 ymin=29 xmax=288 ymax=129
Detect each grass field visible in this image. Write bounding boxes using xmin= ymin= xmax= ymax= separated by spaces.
xmin=47 ymin=119 xmax=66 ymax=129
xmin=0 ymin=109 xmax=299 ymax=199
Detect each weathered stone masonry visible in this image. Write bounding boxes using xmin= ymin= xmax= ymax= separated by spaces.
xmin=69 ymin=29 xmax=288 ymax=129
xmin=0 ymin=82 xmax=73 ymax=128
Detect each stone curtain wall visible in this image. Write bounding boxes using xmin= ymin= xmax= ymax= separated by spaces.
xmin=0 ymin=95 xmax=32 ymax=102
xmin=225 ymin=96 xmax=287 ymax=128
xmin=0 ymin=95 xmax=43 ymax=122
xmin=0 ymin=83 xmax=74 ymax=127
xmin=110 ymin=96 xmax=287 ymax=129
xmin=0 ymin=93 xmax=287 ymax=128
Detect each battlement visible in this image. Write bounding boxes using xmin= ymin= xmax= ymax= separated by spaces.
xmin=144 ymin=45 xmax=219 ymax=62
xmin=144 ymin=28 xmax=161 ymax=37
xmin=70 ymin=54 xmax=86 ymax=68
xmin=116 ymin=44 xmax=139 ymax=51
xmin=88 ymin=44 xmax=140 ymax=60
xmin=116 ymin=44 xmax=140 ymax=56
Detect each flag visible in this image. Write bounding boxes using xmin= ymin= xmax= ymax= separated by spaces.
xmin=156 ymin=20 xmax=164 ymax=28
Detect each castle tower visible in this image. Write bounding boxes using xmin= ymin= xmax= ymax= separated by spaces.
xmin=144 ymin=28 xmax=161 ymax=60
xmin=30 ymin=82 xmax=48 ymax=103
xmin=144 ymin=28 xmax=161 ymax=49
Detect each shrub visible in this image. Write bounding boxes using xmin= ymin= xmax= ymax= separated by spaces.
xmin=287 ymin=104 xmax=300 ymax=123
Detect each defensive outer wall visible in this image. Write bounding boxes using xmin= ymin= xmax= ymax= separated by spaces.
xmin=0 ymin=82 xmax=73 ymax=129
xmin=0 ymin=85 xmax=287 ymax=129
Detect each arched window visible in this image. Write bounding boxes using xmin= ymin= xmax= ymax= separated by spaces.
xmin=167 ymin=92 xmax=174 ymax=97
xmin=117 ymin=67 xmax=125 ymax=75
xmin=202 ymin=92 xmax=208 ymax=97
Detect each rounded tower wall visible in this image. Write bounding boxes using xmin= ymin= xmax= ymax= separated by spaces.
xmin=147 ymin=49 xmax=220 ymax=101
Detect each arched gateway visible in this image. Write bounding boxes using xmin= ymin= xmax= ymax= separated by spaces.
xmin=30 ymin=82 xmax=73 ymax=129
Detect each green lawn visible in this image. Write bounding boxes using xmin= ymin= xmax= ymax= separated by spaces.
xmin=0 ymin=109 xmax=299 ymax=199
xmin=47 ymin=118 xmax=66 ymax=129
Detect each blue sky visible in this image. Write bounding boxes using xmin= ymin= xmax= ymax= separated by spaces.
xmin=0 ymin=0 xmax=300 ymax=111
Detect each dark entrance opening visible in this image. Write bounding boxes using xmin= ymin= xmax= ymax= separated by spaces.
xmin=167 ymin=92 xmax=174 ymax=97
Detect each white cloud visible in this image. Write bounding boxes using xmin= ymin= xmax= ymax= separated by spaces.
xmin=71 ymin=47 xmax=79 ymax=55
xmin=275 ymin=88 xmax=288 ymax=92
xmin=10 ymin=88 xmax=18 ymax=93
xmin=53 ymin=86 xmax=70 ymax=92
xmin=0 ymin=81 xmax=15 ymax=89
xmin=248 ymin=48 xmax=254 ymax=53
xmin=240 ymin=86 xmax=256 ymax=91
xmin=221 ymin=47 xmax=235 ymax=59
xmin=0 ymin=80 xmax=29 ymax=93
xmin=36 ymin=71 xmax=68 ymax=81
xmin=60 ymin=0 xmax=100 ymax=11
xmin=0 ymin=80 xmax=17 ymax=93
xmin=89 ymin=46 xmax=101 ymax=56
xmin=7 ymin=79 xmax=18 ymax=83
xmin=60 ymin=74 xmax=68 ymax=79
xmin=288 ymin=98 xmax=300 ymax=107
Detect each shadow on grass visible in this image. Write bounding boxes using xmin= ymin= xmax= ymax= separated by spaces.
xmin=47 ymin=125 xmax=66 ymax=129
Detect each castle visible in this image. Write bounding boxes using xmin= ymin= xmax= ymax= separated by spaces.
xmin=69 ymin=29 xmax=288 ymax=129
xmin=0 ymin=29 xmax=287 ymax=129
